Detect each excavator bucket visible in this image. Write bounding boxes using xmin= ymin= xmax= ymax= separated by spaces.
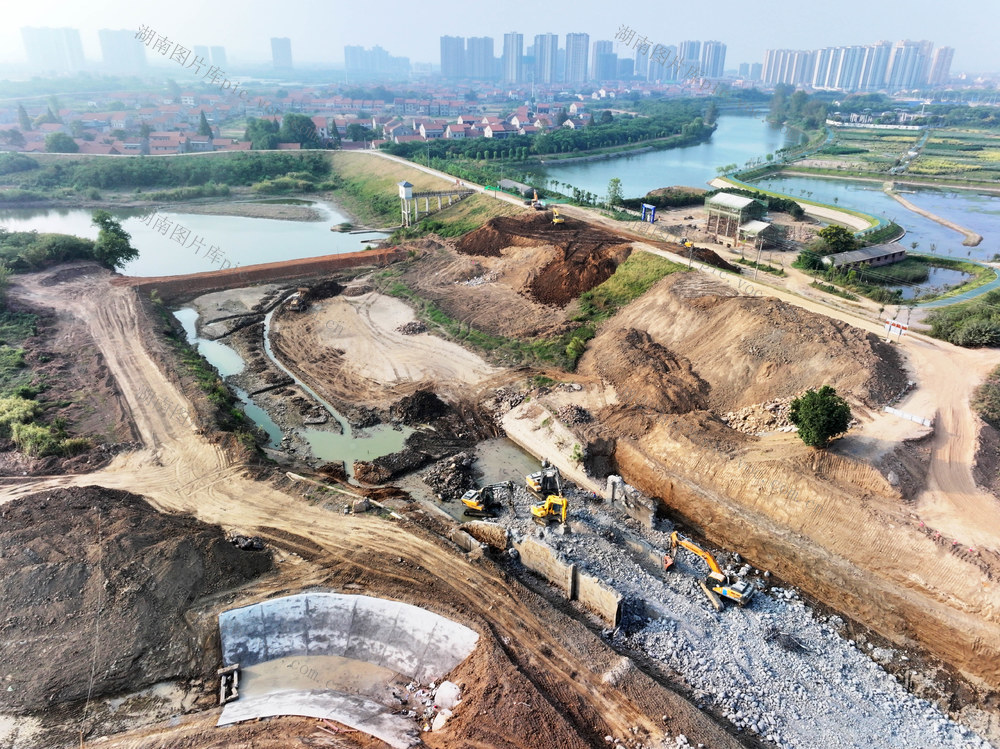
xmin=663 ymin=554 xmax=676 ymax=572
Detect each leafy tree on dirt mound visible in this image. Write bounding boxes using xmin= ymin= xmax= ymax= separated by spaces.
xmin=789 ymin=385 xmax=851 ymax=448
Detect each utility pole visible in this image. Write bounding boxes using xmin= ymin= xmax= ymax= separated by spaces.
xmin=753 ymin=241 xmax=764 ymax=281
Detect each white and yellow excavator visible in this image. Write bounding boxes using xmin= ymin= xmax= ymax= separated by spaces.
xmin=461 ymin=481 xmax=515 ymax=518
xmin=663 ymin=531 xmax=754 ymax=611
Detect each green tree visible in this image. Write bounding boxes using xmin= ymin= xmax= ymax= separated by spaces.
xmin=789 ymin=385 xmax=851 ymax=448
xmin=91 ymin=210 xmax=138 ymax=270
xmin=599 ymin=110 xmax=614 ymax=125
xmin=278 ymin=113 xmax=321 ymax=148
xmin=817 ymin=225 xmax=858 ymax=255
xmin=1 ymin=129 xmax=25 ymax=147
xmin=346 ymin=123 xmax=372 ymax=141
xmin=44 ymin=132 xmax=79 ymax=153
xmin=0 ymin=260 xmax=10 ymax=302
xmin=198 ymin=111 xmax=212 ymax=137
xmin=17 ymin=104 xmax=31 ymax=132
xmin=606 ymin=177 xmax=624 ymax=207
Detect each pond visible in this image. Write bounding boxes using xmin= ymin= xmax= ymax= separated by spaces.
xmin=0 ymin=198 xmax=387 ymax=277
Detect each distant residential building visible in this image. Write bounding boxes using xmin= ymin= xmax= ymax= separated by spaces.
xmin=194 ymin=45 xmax=211 ymax=63
xmin=635 ymin=47 xmax=649 ymax=79
xmin=564 ymin=33 xmax=589 ymax=83
xmin=591 ymin=40 xmax=614 ymax=82
xmin=648 ymin=45 xmax=679 ymax=82
xmin=210 ymin=46 xmax=228 ymax=68
xmin=441 ymin=36 xmax=465 ymax=78
xmin=98 ymin=29 xmax=145 ymax=73
xmin=701 ymin=41 xmax=727 ymax=78
xmin=466 ymin=37 xmax=494 ymax=80
xmin=678 ymin=40 xmax=702 ymax=75
xmin=750 ymin=62 xmax=763 ymax=81
xmin=272 ymin=37 xmax=293 ymax=70
xmin=21 ymin=27 xmax=85 ymax=73
xmin=738 ymin=62 xmax=750 ymax=78
xmin=344 ymin=45 xmax=409 ymax=78
xmin=534 ymin=33 xmax=558 ymax=85
xmin=502 ymin=32 xmax=523 ymax=83
xmin=928 ymin=46 xmax=954 ymax=86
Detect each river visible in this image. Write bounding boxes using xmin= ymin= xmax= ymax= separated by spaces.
xmin=0 ymin=198 xmax=387 ymax=277
xmin=541 ymin=114 xmax=808 ymax=198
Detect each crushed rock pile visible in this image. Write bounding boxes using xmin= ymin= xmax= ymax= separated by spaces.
xmin=396 ymin=321 xmax=428 ymax=335
xmin=721 ymin=397 xmax=796 ymax=434
xmin=422 ymin=451 xmax=477 ymax=500
xmin=556 ymin=404 xmax=592 ymax=424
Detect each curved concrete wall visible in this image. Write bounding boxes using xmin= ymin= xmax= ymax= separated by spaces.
xmin=219 ymin=592 xmax=479 ymax=683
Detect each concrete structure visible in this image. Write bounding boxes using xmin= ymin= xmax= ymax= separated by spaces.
xmin=210 ymin=46 xmax=227 ymax=68
xmin=465 ymin=36 xmax=494 ymax=80
xmin=219 ymin=592 xmax=478 ymax=681
xmin=21 ymin=27 xmax=85 ymax=74
xmin=822 ymin=243 xmax=907 ymax=270
xmin=701 ymin=41 xmax=727 ymax=78
xmin=591 ymin=40 xmax=615 ymax=82
xmin=737 ymin=220 xmax=776 ymax=250
xmin=705 ymin=193 xmax=765 ymax=239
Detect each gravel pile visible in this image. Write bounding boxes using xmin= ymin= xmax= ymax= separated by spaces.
xmin=396 ymin=321 xmax=428 ymax=335
xmin=422 ymin=452 xmax=477 ymax=501
xmin=461 ymin=271 xmax=499 ymax=286
xmin=721 ymin=397 xmax=796 ymax=435
xmin=494 ymin=479 xmax=989 ymax=748
xmin=557 ymin=404 xmax=593 ymax=424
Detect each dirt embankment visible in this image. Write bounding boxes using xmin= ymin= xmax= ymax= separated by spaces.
xmin=581 ymin=272 xmax=907 ymax=415
xmin=570 ymin=272 xmax=1000 ymax=690
xmin=456 ymin=213 xmax=633 ymax=306
xmin=0 ymin=486 xmax=272 ymax=715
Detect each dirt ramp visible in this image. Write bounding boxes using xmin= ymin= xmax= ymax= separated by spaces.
xmin=0 ymin=486 xmax=272 ymax=714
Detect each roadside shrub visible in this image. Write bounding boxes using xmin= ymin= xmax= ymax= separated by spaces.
xmin=10 ymin=421 xmax=59 ymax=456
xmin=0 ymin=394 xmax=40 ymax=435
xmin=972 ymin=366 xmax=1000 ymax=429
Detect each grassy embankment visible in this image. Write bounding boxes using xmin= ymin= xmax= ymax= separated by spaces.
xmin=0 ymin=307 xmax=91 ymax=456
xmin=375 ymin=250 xmax=687 ymax=370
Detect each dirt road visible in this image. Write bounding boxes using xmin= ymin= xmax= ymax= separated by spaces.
xmin=1 ymin=266 xmax=738 ymax=748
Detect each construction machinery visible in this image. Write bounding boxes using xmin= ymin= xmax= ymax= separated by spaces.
xmin=531 ymin=189 xmax=546 ymax=210
xmin=460 ymin=481 xmax=514 ymax=518
xmin=663 ymin=531 xmax=754 ymax=611
xmin=551 ymin=208 xmax=565 ymax=226
xmin=530 ymin=494 xmax=568 ymax=525
xmin=526 ymin=460 xmax=561 ymax=499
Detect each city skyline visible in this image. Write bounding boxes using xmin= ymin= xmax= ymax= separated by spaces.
xmin=0 ymin=0 xmax=996 ymax=74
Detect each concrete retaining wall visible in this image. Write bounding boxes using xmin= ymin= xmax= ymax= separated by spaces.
xmin=575 ymin=572 xmax=623 ymax=627
xmin=511 ymin=536 xmax=622 ymax=626
xmin=513 ymin=537 xmax=575 ymax=598
xmin=122 ymin=247 xmax=407 ymax=303
xmin=219 ymin=592 xmax=478 ymax=683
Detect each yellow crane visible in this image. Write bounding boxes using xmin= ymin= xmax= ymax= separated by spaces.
xmin=663 ymin=531 xmax=754 ymax=611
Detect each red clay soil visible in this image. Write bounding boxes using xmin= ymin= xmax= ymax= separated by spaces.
xmin=456 ymin=213 xmax=633 ymax=306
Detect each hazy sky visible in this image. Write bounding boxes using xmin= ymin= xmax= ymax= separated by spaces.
xmin=2 ymin=0 xmax=996 ymax=73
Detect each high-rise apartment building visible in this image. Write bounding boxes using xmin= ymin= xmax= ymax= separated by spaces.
xmin=564 ymin=33 xmax=589 ymax=83
xmin=928 ymin=46 xmax=954 ymax=86
xmin=440 ymin=36 xmax=465 ymax=78
xmin=678 ymin=40 xmax=702 ymax=75
xmin=271 ymin=37 xmax=293 ymax=70
xmin=21 ymin=27 xmax=85 ymax=73
xmin=210 ymin=46 xmax=227 ymax=68
xmin=701 ymin=41 xmax=727 ymax=78
xmin=534 ymin=33 xmax=558 ymax=84
xmin=635 ymin=47 xmax=649 ymax=79
xmin=466 ymin=37 xmax=494 ymax=79
xmin=98 ymin=29 xmax=145 ymax=73
xmin=648 ymin=45 xmax=679 ymax=81
xmin=502 ymin=32 xmax=523 ymax=83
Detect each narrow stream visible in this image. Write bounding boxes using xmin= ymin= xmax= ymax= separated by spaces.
xmin=174 ymin=305 xmax=412 ymax=479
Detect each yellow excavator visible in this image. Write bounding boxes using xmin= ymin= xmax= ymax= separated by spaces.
xmin=530 ymin=494 xmax=568 ymax=525
xmin=526 ymin=460 xmax=561 ymax=499
xmin=663 ymin=531 xmax=754 ymax=611
xmin=461 ymin=481 xmax=515 ymax=517
xmin=551 ymin=208 xmax=565 ymax=226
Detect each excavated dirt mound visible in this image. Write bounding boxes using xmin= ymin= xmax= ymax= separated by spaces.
xmin=588 ymin=328 xmax=710 ymax=414
xmin=582 ymin=273 xmax=908 ymax=414
xmin=687 ymin=245 xmax=739 ymax=272
xmin=455 ymin=213 xmax=633 ymax=306
xmin=390 ymin=389 xmax=449 ymax=424
xmin=0 ymin=486 xmax=272 ymax=715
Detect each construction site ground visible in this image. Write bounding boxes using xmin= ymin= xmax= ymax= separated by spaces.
xmin=0 ymin=194 xmax=998 ymax=749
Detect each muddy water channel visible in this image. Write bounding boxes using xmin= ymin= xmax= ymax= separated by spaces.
xmin=174 ymin=305 xmax=411 ymax=479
